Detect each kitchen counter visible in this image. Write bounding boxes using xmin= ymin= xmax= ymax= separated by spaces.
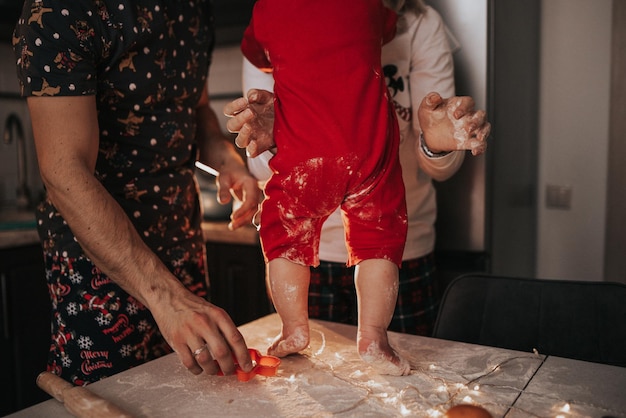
xmin=0 ymin=228 xmax=39 ymax=249
xmin=202 ymin=221 xmax=259 ymax=245
xmin=0 ymin=220 xmax=259 ymax=250
xmin=0 ymin=208 xmax=39 ymax=249
xmin=9 ymin=314 xmax=626 ymax=418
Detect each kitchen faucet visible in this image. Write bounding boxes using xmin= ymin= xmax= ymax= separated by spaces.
xmin=3 ymin=113 xmax=31 ymax=210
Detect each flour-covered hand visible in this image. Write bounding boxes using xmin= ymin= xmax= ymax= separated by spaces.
xmin=224 ymin=89 xmax=275 ymax=158
xmin=418 ymin=92 xmax=491 ymax=156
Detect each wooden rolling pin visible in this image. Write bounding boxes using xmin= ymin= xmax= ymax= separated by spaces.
xmin=37 ymin=371 xmax=134 ymax=418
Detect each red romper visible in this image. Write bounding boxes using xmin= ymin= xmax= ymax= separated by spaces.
xmin=242 ymin=0 xmax=408 ymax=267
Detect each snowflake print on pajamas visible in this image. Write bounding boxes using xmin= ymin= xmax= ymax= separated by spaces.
xmin=66 ymin=302 xmax=78 ymax=316
xmin=69 ymin=269 xmax=82 ymax=284
xmin=61 ymin=356 xmax=72 ymax=368
xmin=120 ymin=345 xmax=133 ymax=358
xmin=78 ymin=335 xmax=94 ymax=350
xmin=96 ymin=312 xmax=112 ymax=327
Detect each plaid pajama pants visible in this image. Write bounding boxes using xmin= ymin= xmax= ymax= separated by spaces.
xmin=308 ymin=252 xmax=441 ymax=336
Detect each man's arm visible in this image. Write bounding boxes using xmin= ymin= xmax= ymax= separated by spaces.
xmin=27 ymin=94 xmax=252 ymax=376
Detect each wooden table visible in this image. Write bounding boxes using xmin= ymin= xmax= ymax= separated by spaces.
xmin=9 ymin=314 xmax=626 ymax=417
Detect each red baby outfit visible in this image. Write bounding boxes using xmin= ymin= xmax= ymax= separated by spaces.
xmin=242 ymin=0 xmax=407 ymax=267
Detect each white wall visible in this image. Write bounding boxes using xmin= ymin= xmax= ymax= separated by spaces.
xmin=207 ymin=45 xmax=245 ymax=131
xmin=537 ymin=0 xmax=612 ymax=280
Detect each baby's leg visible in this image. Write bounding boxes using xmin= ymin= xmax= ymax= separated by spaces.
xmin=354 ymin=259 xmax=410 ymax=376
xmin=266 ymin=257 xmax=311 ymax=357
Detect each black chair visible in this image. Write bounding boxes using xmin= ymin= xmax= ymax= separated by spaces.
xmin=432 ymin=274 xmax=626 ymax=367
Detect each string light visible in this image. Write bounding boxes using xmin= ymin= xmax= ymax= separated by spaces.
xmin=293 ymin=328 xmax=546 ymax=416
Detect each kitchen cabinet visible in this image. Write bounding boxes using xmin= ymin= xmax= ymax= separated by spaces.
xmin=205 ymin=241 xmax=271 ymax=326
xmin=0 ymin=243 xmax=51 ymax=416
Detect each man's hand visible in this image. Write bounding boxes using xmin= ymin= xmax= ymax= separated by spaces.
xmin=224 ymin=89 xmax=275 ymax=158
xmin=418 ymin=92 xmax=491 ymax=156
xmin=215 ymin=159 xmax=261 ymax=230
xmin=149 ymin=284 xmax=253 ymax=376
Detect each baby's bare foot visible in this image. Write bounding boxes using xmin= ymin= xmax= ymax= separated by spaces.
xmin=358 ymin=336 xmax=411 ymax=376
xmin=267 ymin=325 xmax=310 ymax=358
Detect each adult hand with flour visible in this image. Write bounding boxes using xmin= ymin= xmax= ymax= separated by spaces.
xmin=225 ymin=90 xmax=491 ymax=158
xmin=418 ymin=92 xmax=491 ymax=156
xmin=224 ymin=89 xmax=276 ymax=158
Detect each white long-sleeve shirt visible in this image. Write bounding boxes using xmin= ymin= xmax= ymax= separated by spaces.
xmin=246 ymin=6 xmax=464 ymax=263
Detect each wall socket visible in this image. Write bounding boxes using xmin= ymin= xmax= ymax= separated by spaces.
xmin=545 ymin=184 xmax=572 ymax=210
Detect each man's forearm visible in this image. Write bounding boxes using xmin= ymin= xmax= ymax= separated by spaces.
xmin=43 ymin=165 xmax=182 ymax=309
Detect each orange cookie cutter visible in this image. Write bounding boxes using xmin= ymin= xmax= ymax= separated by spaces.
xmin=217 ymin=348 xmax=281 ymax=382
